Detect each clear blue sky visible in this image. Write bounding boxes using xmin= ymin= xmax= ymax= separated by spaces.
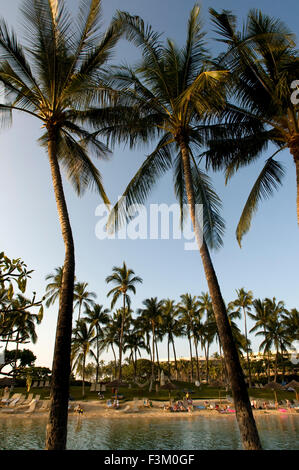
xmin=1 ymin=0 xmax=299 ymax=369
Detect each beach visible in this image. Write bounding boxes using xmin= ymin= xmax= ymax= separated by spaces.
xmin=1 ymin=400 xmax=298 ymax=419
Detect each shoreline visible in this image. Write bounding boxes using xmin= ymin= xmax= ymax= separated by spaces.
xmin=1 ymin=400 xmax=298 ymax=419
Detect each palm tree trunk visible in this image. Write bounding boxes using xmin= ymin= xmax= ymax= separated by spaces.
xmin=111 ymin=344 xmax=117 ymax=378
xmin=45 ymin=131 xmax=75 ymax=451
xmin=82 ymin=353 xmax=86 ymax=397
xmin=96 ymin=329 xmax=99 ymax=384
xmin=194 ymin=336 xmax=200 ymax=382
xmin=289 ymin=135 xmax=299 ymax=223
xmin=243 ymin=307 xmax=252 ymax=387
xmin=172 ymin=339 xmax=178 ymax=380
xmin=167 ymin=337 xmax=170 ymax=377
xmin=149 ymin=325 xmax=155 ymax=392
xmin=118 ymin=295 xmax=126 ymax=382
xmin=188 ymin=334 xmax=194 ymax=382
xmin=179 ymin=137 xmax=261 ymax=450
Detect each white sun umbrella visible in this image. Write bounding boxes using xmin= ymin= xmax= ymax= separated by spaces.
xmin=160 ymin=370 xmax=165 ymax=386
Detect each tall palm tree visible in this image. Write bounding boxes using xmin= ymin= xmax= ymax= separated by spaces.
xmin=249 ymin=298 xmax=273 ymax=382
xmin=137 ymin=297 xmax=164 ymax=391
xmin=161 ymin=299 xmax=181 ymax=379
xmin=123 ymin=326 xmax=148 ymax=380
xmin=84 ymin=303 xmax=110 ymax=383
xmin=106 ymin=262 xmax=142 ymax=381
xmin=95 ymin=7 xmax=261 ymax=448
xmin=255 ymin=298 xmax=291 ymax=382
xmin=205 ymin=9 xmax=299 ymax=243
xmin=71 ymin=320 xmax=95 ymax=397
xmin=0 ymin=0 xmax=122 ymax=449
xmin=177 ymin=294 xmax=201 ymax=382
xmin=231 ymin=288 xmax=254 ymax=386
xmin=73 ymin=282 xmax=97 ymax=323
xmin=198 ymin=292 xmax=217 ymax=382
xmin=102 ymin=318 xmax=119 ymax=379
xmin=45 ymin=267 xmax=64 ymax=307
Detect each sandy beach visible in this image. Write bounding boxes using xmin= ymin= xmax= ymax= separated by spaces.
xmin=1 ymin=400 xmax=298 ymax=419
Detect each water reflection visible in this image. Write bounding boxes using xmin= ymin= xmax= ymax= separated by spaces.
xmin=0 ymin=414 xmax=298 ymax=450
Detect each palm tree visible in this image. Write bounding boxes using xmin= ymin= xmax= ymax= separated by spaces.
xmin=231 ymin=288 xmax=254 ymax=386
xmin=250 ymin=298 xmax=273 ymax=382
xmin=73 ymin=282 xmax=97 ymax=323
xmin=123 ymin=326 xmax=148 ymax=380
xmin=5 ymin=294 xmax=43 ymax=382
xmin=106 ymin=262 xmax=142 ymax=381
xmin=137 ymin=297 xmax=164 ymax=391
xmin=177 ymin=297 xmax=194 ymax=382
xmin=84 ymin=304 xmax=110 ymax=383
xmin=45 ymin=267 xmax=64 ymax=307
xmin=161 ymin=299 xmax=181 ymax=379
xmin=205 ymin=9 xmax=299 ymax=243
xmin=0 ymin=0 xmax=122 ymax=449
xmin=102 ymin=318 xmax=119 ymax=379
xmin=71 ymin=320 xmax=95 ymax=397
xmin=96 ymin=7 xmax=261 ymax=448
xmin=198 ymin=293 xmax=217 ymax=382
xmin=255 ymin=298 xmax=292 ymax=382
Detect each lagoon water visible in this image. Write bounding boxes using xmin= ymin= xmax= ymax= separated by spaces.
xmin=0 ymin=414 xmax=298 ymax=450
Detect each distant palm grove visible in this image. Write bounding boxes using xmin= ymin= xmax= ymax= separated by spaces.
xmin=0 ymin=0 xmax=298 ymax=451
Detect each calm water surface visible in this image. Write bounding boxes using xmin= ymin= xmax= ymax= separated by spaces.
xmin=0 ymin=414 xmax=298 ymax=450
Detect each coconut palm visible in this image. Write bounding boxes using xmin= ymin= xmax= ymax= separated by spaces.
xmin=137 ymin=297 xmax=164 ymax=391
xmin=45 ymin=267 xmax=64 ymax=307
xmin=73 ymin=282 xmax=97 ymax=323
xmin=106 ymin=262 xmax=142 ymax=381
xmin=231 ymin=288 xmax=254 ymax=386
xmin=93 ymin=7 xmax=260 ymax=448
xmin=71 ymin=320 xmax=95 ymax=397
xmin=250 ymin=298 xmax=273 ymax=382
xmin=205 ymin=9 xmax=299 ymax=243
xmin=0 ymin=0 xmax=122 ymax=449
xmin=198 ymin=292 xmax=217 ymax=382
xmin=161 ymin=299 xmax=182 ymax=379
xmin=123 ymin=327 xmax=148 ymax=380
xmin=255 ymin=298 xmax=291 ymax=382
xmin=177 ymin=294 xmax=201 ymax=381
xmin=84 ymin=303 xmax=110 ymax=382
xmin=102 ymin=318 xmax=119 ymax=379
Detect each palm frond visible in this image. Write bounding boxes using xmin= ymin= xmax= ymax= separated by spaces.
xmin=236 ymin=157 xmax=285 ymax=246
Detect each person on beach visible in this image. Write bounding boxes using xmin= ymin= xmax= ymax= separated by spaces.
xmin=74 ymin=404 xmax=84 ymax=415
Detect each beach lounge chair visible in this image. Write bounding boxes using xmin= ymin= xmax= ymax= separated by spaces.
xmin=90 ymin=383 xmax=96 ymax=392
xmin=95 ymin=384 xmax=101 ymax=392
xmin=32 ymin=381 xmax=38 ymax=388
xmin=1 ymin=394 xmax=25 ymax=412
xmin=38 ymin=381 xmax=44 ymax=388
xmin=25 ymin=399 xmax=39 ymax=414
xmin=39 ymin=400 xmax=50 ymax=411
xmin=4 ymin=393 xmax=22 ymax=406
xmin=22 ymin=393 xmax=34 ymax=405
xmin=44 ymin=381 xmax=50 ymax=388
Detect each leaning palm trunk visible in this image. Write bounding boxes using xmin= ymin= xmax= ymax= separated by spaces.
xmin=46 ymin=134 xmax=75 ymax=450
xmin=179 ymin=137 xmax=261 ymax=450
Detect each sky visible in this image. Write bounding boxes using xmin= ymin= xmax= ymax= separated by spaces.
xmin=1 ymin=0 xmax=299 ymax=370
